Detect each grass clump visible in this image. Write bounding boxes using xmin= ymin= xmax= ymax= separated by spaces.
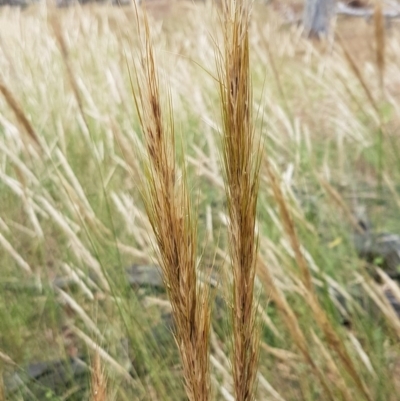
xmin=1 ymin=1 xmax=400 ymax=401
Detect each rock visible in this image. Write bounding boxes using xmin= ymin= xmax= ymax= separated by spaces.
xmin=383 ymin=288 xmax=400 ymax=318
xmin=330 ymin=282 xmax=400 ymax=328
xmin=353 ymin=227 xmax=400 ymax=279
xmin=4 ymin=357 xmax=88 ymax=400
xmin=125 ymin=264 xmax=165 ymax=289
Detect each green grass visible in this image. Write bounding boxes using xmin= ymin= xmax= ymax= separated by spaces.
xmin=1 ymin=2 xmax=400 ymax=400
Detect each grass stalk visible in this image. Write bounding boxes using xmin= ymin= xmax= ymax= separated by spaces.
xmin=0 ymin=80 xmax=42 ymax=150
xmin=130 ymin=10 xmax=211 ymax=401
xmin=256 ymin=257 xmax=337 ymax=401
xmin=265 ymin=160 xmax=373 ymax=401
xmin=90 ymin=349 xmax=108 ymax=401
xmin=216 ymin=0 xmax=262 ymax=399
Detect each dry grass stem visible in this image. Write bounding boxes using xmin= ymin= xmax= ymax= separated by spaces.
xmin=266 ymin=162 xmax=373 ymax=401
xmin=310 ymin=330 xmax=353 ymax=401
xmin=50 ymin=14 xmax=90 ymax=134
xmin=0 ymin=351 xmax=17 ymax=366
xmin=257 ymin=372 xmax=286 ymax=401
xmin=260 ymin=343 xmax=299 ymax=363
xmin=56 ymin=288 xmax=104 ymax=339
xmin=336 ymin=34 xmax=379 ymax=116
xmin=0 ymin=231 xmax=32 ymax=274
xmin=256 ymin=257 xmax=336 ymax=401
xmin=358 ymin=274 xmax=400 ymax=337
xmin=71 ymin=326 xmax=134 ymax=383
xmin=0 ymin=80 xmax=42 ymax=149
xmin=131 ymin=10 xmax=211 ymax=401
xmin=318 ymin=177 xmax=364 ymax=234
xmin=216 ymin=0 xmax=262 ymax=399
xmin=265 ymin=161 xmax=313 ymax=290
xmin=90 ymin=350 xmax=108 ymax=401
xmin=347 ymin=332 xmax=376 ymax=377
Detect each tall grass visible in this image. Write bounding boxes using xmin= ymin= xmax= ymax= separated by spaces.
xmin=216 ymin=0 xmax=261 ymax=399
xmin=1 ymin=2 xmax=400 ymax=400
xmin=130 ymin=7 xmax=211 ymax=401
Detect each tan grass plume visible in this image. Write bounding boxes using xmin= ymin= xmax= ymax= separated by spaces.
xmin=216 ymin=0 xmax=262 ymax=399
xmin=130 ymin=10 xmax=211 ymax=401
xmin=90 ymin=349 xmax=108 ymax=401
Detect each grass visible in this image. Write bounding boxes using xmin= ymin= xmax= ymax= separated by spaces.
xmin=216 ymin=1 xmax=261 ymax=399
xmin=1 ymin=1 xmax=400 ymax=400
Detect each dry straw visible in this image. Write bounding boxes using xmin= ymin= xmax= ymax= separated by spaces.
xmin=90 ymin=350 xmax=108 ymax=401
xmin=0 ymin=80 xmax=42 ymax=150
xmin=216 ymin=0 xmax=262 ymax=399
xmin=49 ymin=12 xmax=90 ymax=135
xmin=265 ymin=161 xmax=373 ymax=401
xmin=130 ymin=7 xmax=211 ymax=401
xmin=256 ymin=257 xmax=337 ymax=401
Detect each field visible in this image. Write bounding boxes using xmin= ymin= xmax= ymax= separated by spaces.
xmin=1 ymin=1 xmax=400 ymax=400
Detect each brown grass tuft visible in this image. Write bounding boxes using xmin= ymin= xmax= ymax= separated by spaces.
xmin=0 ymin=80 xmax=42 ymax=149
xmin=90 ymin=349 xmax=108 ymax=401
xmin=130 ymin=9 xmax=211 ymax=401
xmin=216 ymin=0 xmax=262 ymax=399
